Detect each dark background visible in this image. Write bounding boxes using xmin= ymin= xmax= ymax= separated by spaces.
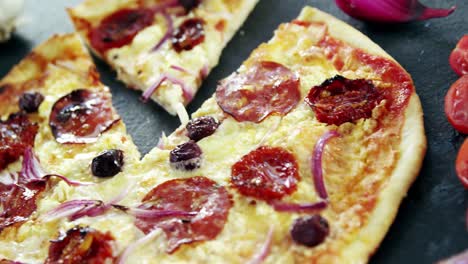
xmin=1 ymin=0 xmax=467 ymax=262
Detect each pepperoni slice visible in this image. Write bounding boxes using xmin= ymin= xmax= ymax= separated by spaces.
xmin=45 ymin=226 xmax=116 ymax=264
xmin=231 ymin=146 xmax=299 ymax=201
xmin=172 ymin=18 xmax=205 ymax=52
xmin=0 ymin=181 xmax=46 ymax=232
xmin=49 ymin=89 xmax=119 ymax=144
xmin=135 ymin=176 xmax=232 ymax=253
xmin=89 ymin=8 xmax=155 ymax=54
xmin=0 ymin=113 xmax=38 ymax=171
xmin=305 ymin=75 xmax=383 ymax=126
xmin=449 ymin=35 xmax=468 ymax=76
xmin=216 ymin=61 xmax=300 ymax=123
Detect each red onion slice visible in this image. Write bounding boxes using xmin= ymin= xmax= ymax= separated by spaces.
xmin=44 ymin=200 xmax=106 ymax=221
xmin=269 ymin=200 xmax=327 ymax=213
xmin=312 ymin=130 xmax=340 ymax=200
xmin=151 ymin=12 xmax=173 ymax=52
xmin=117 ymin=228 xmax=162 ymax=264
xmin=125 ymin=207 xmax=197 ymax=220
xmin=20 ymin=147 xmax=92 ymax=186
xmin=246 ymin=225 xmax=275 ymax=264
xmin=141 ymin=74 xmax=194 ymax=103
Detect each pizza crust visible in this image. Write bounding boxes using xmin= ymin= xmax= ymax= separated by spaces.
xmin=298 ymin=7 xmax=427 ymax=262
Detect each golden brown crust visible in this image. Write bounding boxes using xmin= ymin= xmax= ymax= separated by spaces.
xmin=298 ymin=7 xmax=427 ymax=262
xmin=0 ymin=34 xmax=99 ymax=116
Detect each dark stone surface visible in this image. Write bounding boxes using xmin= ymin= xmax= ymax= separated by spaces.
xmin=0 ymin=0 xmax=467 ymax=262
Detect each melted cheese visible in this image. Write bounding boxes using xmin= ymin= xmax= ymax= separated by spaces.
xmin=69 ymin=0 xmax=259 ymax=114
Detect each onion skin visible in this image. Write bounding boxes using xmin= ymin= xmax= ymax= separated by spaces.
xmin=335 ymin=0 xmax=455 ymax=23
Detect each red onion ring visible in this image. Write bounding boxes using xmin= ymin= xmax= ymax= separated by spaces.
xmin=246 ymin=225 xmax=275 ymax=264
xmin=269 ymin=200 xmax=328 ymax=213
xmin=151 ymin=12 xmax=173 ymax=52
xmin=312 ymin=130 xmax=340 ymax=200
xmin=141 ymin=74 xmax=194 ymax=103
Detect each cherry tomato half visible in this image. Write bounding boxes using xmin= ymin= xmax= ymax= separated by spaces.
xmin=456 ymin=138 xmax=468 ymax=189
xmin=445 ymin=75 xmax=468 ymax=134
xmin=449 ymin=35 xmax=468 ymax=76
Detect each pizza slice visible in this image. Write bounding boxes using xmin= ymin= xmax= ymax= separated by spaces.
xmin=68 ymin=0 xmax=259 ymax=116
xmin=0 ymin=33 xmax=140 ymax=262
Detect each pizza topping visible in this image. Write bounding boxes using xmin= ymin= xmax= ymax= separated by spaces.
xmin=312 ymin=130 xmax=340 ymax=199
xmin=20 ymin=147 xmax=91 ymax=186
xmin=135 ymin=176 xmax=232 ymax=253
xmin=216 ymin=61 xmax=300 ymax=123
xmin=269 ymin=200 xmax=327 ymax=213
xmin=117 ymin=229 xmax=162 ymax=264
xmin=89 ymin=8 xmax=155 ymax=54
xmin=0 ymin=260 xmax=24 ymax=264
xmin=335 ymin=0 xmax=455 ymax=23
xmin=450 ymin=35 xmax=468 ymax=76
xmin=290 ymin=215 xmax=329 ymax=247
xmin=19 ymin=92 xmax=44 ymax=113
xmin=246 ymin=226 xmax=274 ymax=264
xmin=91 ymin=149 xmax=124 ymax=177
xmin=179 ymin=0 xmax=201 ymax=12
xmin=0 ymin=113 xmax=38 ymax=171
xmin=141 ymin=73 xmax=194 ymax=103
xmin=169 ymin=141 xmax=202 ymax=170
xmin=456 ymin=138 xmax=468 ymax=189
xmin=44 ymin=186 xmax=129 ymax=222
xmin=306 ymin=75 xmax=383 ymax=126
xmin=151 ymin=12 xmax=174 ymax=51
xmin=231 ymin=146 xmax=299 ymax=201
xmin=0 ymin=181 xmax=46 ymax=232
xmin=45 ymin=226 xmax=116 ymax=264
xmin=445 ymin=75 xmax=468 ymax=134
xmin=172 ymin=18 xmax=205 ymax=52
xmin=186 ymin=116 xmax=220 ymax=141
xmin=49 ymin=89 xmax=119 ymax=144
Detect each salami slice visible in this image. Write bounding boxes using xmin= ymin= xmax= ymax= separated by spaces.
xmin=45 ymin=226 xmax=116 ymax=264
xmin=231 ymin=146 xmax=299 ymax=201
xmin=305 ymin=75 xmax=383 ymax=126
xmin=49 ymin=89 xmax=119 ymax=144
xmin=0 ymin=181 xmax=46 ymax=232
xmin=216 ymin=61 xmax=300 ymax=123
xmin=89 ymin=8 xmax=155 ymax=54
xmin=0 ymin=113 xmax=38 ymax=171
xmin=135 ymin=176 xmax=232 ymax=253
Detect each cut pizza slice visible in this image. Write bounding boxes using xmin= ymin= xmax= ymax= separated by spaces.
xmin=0 ymin=33 xmax=140 ymax=261
xmin=68 ymin=0 xmax=259 ymax=116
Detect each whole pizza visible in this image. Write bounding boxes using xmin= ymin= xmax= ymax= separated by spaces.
xmin=0 ymin=4 xmax=426 ymax=264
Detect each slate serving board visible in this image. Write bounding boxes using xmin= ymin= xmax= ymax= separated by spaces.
xmin=1 ymin=0 xmax=467 ymax=262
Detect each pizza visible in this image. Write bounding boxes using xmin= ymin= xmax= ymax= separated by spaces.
xmin=0 ymin=6 xmax=426 ymax=264
xmin=68 ymin=0 xmax=259 ymax=117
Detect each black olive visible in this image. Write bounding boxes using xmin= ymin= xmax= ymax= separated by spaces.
xmin=169 ymin=141 xmax=202 ymax=170
xmin=186 ymin=116 xmax=220 ymax=141
xmin=19 ymin=92 xmax=44 ymax=113
xmin=91 ymin=149 xmax=124 ymax=177
xmin=178 ymin=0 xmax=201 ymax=12
xmin=290 ymin=215 xmax=329 ymax=247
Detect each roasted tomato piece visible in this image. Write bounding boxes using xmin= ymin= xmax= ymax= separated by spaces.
xmin=216 ymin=61 xmax=300 ymax=123
xmin=45 ymin=226 xmax=115 ymax=264
xmin=305 ymin=75 xmax=383 ymax=126
xmin=135 ymin=176 xmax=232 ymax=253
xmin=49 ymin=89 xmax=119 ymax=144
xmin=0 ymin=113 xmax=38 ymax=171
xmin=445 ymin=75 xmax=468 ymax=134
xmin=231 ymin=146 xmax=299 ymax=201
xmin=449 ymin=35 xmax=468 ymax=76
xmin=89 ymin=8 xmax=154 ymax=54
xmin=172 ymin=18 xmax=205 ymax=52
xmin=456 ymin=138 xmax=468 ymax=189
xmin=0 ymin=181 xmax=46 ymax=233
